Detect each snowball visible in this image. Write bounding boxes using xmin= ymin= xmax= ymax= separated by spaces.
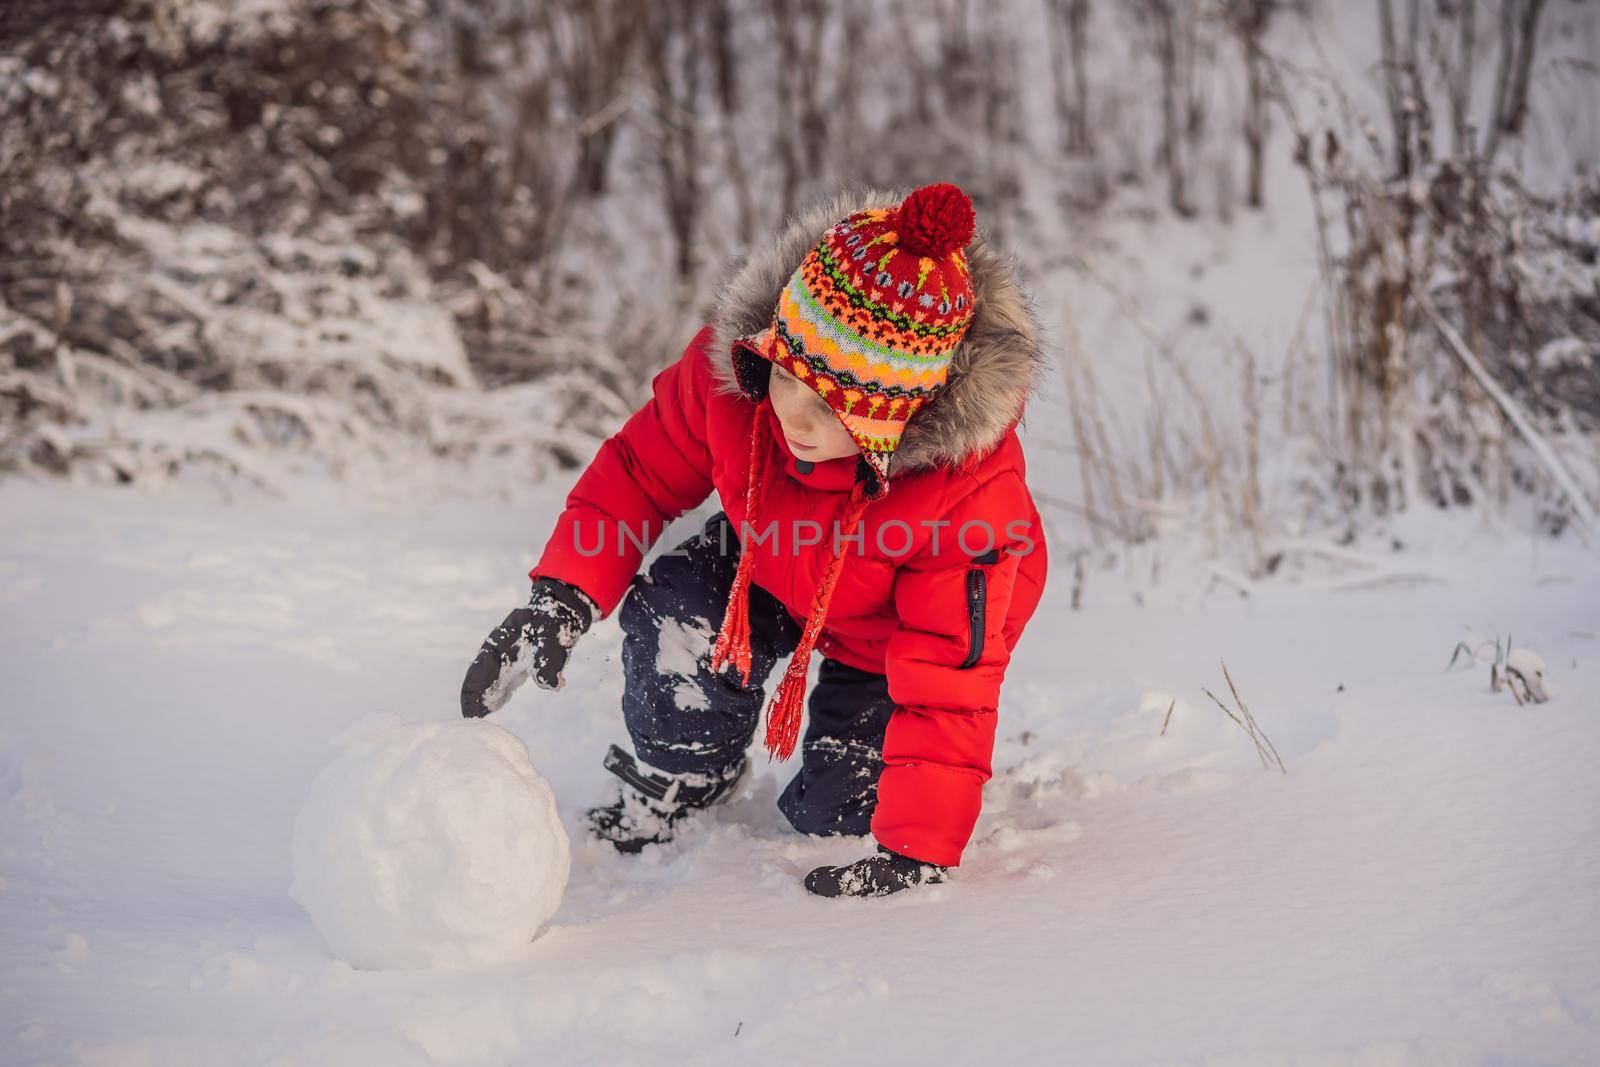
xmin=290 ymin=717 xmax=569 ymax=970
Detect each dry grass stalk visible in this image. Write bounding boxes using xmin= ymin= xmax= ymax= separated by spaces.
xmin=1223 ymin=661 xmax=1287 ymax=774
xmin=1059 ymin=262 xmax=1290 ymax=577
xmin=1203 ymin=661 xmax=1287 ymax=774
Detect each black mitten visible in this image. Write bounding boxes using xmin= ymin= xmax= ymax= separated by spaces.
xmin=460 ymin=578 xmax=597 ymax=718
xmin=803 ymin=845 xmax=948 ymax=898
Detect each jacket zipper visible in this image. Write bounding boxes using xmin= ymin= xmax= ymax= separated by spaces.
xmin=958 ymin=567 xmax=986 ymax=669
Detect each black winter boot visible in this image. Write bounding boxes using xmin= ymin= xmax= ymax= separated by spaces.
xmin=585 ymin=744 xmax=746 ymax=853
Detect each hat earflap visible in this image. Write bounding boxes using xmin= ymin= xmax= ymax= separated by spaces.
xmin=729 ymin=330 xmax=774 ymax=402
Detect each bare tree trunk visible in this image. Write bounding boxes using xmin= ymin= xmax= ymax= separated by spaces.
xmin=1483 ymin=0 xmax=1548 ymax=162
xmin=1138 ymin=0 xmax=1196 ymax=217
xmin=707 ymin=0 xmax=738 ymax=115
xmin=1046 ymin=0 xmax=1095 ymax=157
xmin=797 ymin=0 xmax=830 ymax=178
xmin=1226 ymin=0 xmax=1276 ymax=209
xmin=979 ymin=28 xmax=1024 ymax=246
xmin=644 ymin=0 xmax=703 ymax=280
xmin=1069 ymin=0 xmax=1093 ymax=156
xmin=1447 ymin=0 xmax=1477 ymax=156
xmin=1157 ymin=10 xmax=1181 ymax=213
xmin=1376 ymin=0 xmax=1413 ymax=180
xmin=1242 ymin=40 xmax=1266 ymax=207
xmin=769 ymin=0 xmax=801 ymax=218
xmin=706 ymin=0 xmax=755 ymax=244
xmin=547 ymin=2 xmax=643 ymax=199
xmin=827 ymin=4 xmax=871 ymax=171
xmin=1375 ymin=0 xmax=1432 ymax=182
xmin=1404 ymin=0 xmax=1433 ymax=167
xmin=1179 ymin=4 xmax=1208 ymax=214
xmin=765 ymin=0 xmax=837 ymax=220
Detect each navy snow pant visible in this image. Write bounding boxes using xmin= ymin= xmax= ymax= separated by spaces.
xmin=617 ymin=511 xmax=894 ymax=836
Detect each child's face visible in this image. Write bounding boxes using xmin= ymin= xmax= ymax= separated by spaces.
xmin=768 ymin=362 xmax=860 ymax=462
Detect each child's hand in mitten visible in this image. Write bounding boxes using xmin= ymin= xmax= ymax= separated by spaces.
xmin=459 ymin=578 xmax=597 ymax=718
xmin=804 ymin=845 xmax=948 ymax=898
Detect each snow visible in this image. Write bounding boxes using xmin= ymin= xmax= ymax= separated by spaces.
xmin=5 ymin=0 xmax=1598 ymax=1054
xmin=657 ymin=613 xmax=716 ymax=682
xmin=289 ymin=716 xmax=569 ymax=971
xmin=1 ymin=478 xmax=1596 ymax=1064
xmin=1501 ymin=647 xmax=1556 ymax=705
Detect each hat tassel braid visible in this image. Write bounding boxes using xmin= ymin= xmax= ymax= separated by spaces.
xmin=710 ymin=401 xmax=775 ymax=687
xmin=762 ymin=479 xmax=871 ymax=761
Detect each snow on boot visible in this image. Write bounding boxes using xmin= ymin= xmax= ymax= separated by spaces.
xmin=804 ymin=845 xmax=948 ymax=898
xmin=584 ymin=744 xmax=745 ymax=854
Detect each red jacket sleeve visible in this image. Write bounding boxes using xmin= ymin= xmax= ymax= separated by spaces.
xmin=871 ymin=471 xmax=1033 ymax=867
xmin=529 ymin=325 xmax=718 ymax=617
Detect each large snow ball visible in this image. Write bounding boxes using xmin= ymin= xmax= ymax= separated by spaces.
xmin=291 ymin=717 xmax=570 ymax=969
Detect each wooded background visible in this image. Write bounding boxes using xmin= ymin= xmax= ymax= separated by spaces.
xmin=2 ymin=0 xmax=1596 ymax=545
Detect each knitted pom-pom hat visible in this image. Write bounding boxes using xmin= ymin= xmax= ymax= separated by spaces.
xmin=728 ymin=181 xmax=978 ymax=500
xmin=714 ymin=182 xmax=981 ymax=761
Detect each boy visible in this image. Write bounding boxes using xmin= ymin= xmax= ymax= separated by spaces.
xmin=461 ymin=183 xmax=1047 ymax=897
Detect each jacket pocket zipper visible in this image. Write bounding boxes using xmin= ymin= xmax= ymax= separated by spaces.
xmin=959 ymin=567 xmax=986 ymax=669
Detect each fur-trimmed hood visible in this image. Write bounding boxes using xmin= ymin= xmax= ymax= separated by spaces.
xmin=704 ymin=186 xmax=1046 ymax=476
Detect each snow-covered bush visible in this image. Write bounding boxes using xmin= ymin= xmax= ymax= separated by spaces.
xmin=1280 ymin=2 xmax=1600 ymax=537
xmin=0 ymin=0 xmax=637 ymax=489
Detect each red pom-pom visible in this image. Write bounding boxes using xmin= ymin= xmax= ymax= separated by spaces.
xmin=896 ymin=182 xmax=976 ymax=258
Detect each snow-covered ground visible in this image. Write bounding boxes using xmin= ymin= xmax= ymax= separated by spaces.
xmin=2 ymin=475 xmax=1596 ymax=1065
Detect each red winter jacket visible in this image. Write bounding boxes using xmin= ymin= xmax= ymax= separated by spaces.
xmin=531 ymin=189 xmax=1048 ymax=867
